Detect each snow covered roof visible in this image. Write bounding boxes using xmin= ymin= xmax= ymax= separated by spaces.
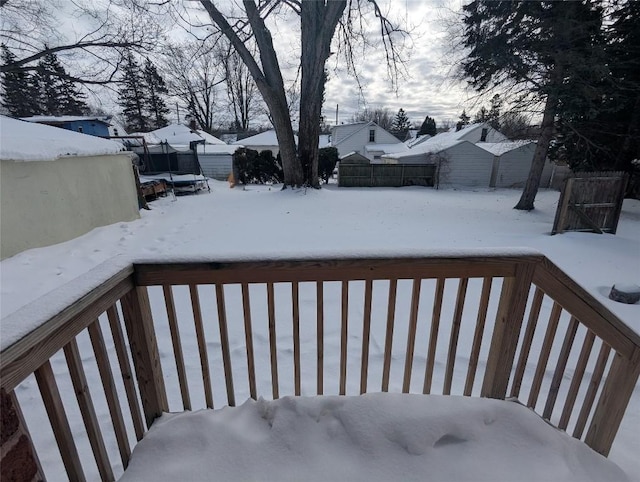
xmin=21 ymin=115 xmax=112 ymax=124
xmin=0 ymin=116 xmax=125 ymax=162
xmin=197 ymin=130 xmax=226 ymax=145
xmin=385 ymin=123 xmax=501 ymax=160
xmin=405 ymin=135 xmax=431 ymax=148
xmin=150 ymin=124 xmax=224 ymax=146
xmin=233 ymin=129 xmax=298 ymax=146
xmin=383 ymin=139 xmax=466 ymax=160
xmin=477 ymin=140 xmax=535 ymax=156
xmin=128 ymin=132 xmax=163 ymax=145
xmin=364 ymin=143 xmax=409 ymax=154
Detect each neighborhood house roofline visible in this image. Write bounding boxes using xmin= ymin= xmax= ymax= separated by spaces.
xmin=477 ymin=141 xmax=536 ymax=156
xmin=21 ymin=115 xmax=112 ymax=125
xmin=381 ymin=139 xmax=479 ymax=160
xmin=331 ymin=121 xmax=380 ymax=146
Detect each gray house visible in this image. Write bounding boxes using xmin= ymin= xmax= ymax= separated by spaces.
xmin=382 ymin=123 xmax=555 ymax=188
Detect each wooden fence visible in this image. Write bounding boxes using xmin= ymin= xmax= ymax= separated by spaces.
xmin=552 ymin=172 xmax=629 ymax=234
xmin=338 ymin=163 xmax=436 ymax=187
xmin=1 ymin=254 xmax=639 ymax=480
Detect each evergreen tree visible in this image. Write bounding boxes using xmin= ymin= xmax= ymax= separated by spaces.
xmin=143 ymin=58 xmax=170 ymax=129
xmin=35 ymin=52 xmax=65 ymax=116
xmin=1 ymin=45 xmax=40 ymax=116
xmin=34 ymin=52 xmax=88 ymax=116
xmin=473 ymin=106 xmax=488 ymax=124
xmin=487 ymin=94 xmax=502 ymax=129
xmin=456 ymin=109 xmax=470 ymax=130
xmin=460 ymin=0 xmax=607 ymax=210
xmin=551 ymin=1 xmax=640 ymax=175
xmin=391 ymin=108 xmax=411 ymax=138
xmin=118 ymin=52 xmax=151 ymax=132
xmin=418 ymin=115 xmax=437 ymax=137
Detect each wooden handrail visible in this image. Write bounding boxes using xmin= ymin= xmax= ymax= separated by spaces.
xmin=0 ymin=266 xmax=134 ymax=392
xmin=2 ymin=253 xmax=639 ymax=479
xmin=133 ymin=255 xmax=541 ymax=285
xmin=532 ymin=257 xmax=640 ymax=357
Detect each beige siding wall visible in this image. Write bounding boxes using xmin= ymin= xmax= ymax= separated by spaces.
xmin=1 ymin=153 xmax=139 ymax=259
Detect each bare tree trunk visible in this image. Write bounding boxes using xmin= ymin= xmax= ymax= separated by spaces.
xmin=199 ymin=0 xmax=301 ymax=186
xmin=514 ymin=83 xmax=560 ymax=211
xmin=298 ymin=1 xmax=346 ymax=188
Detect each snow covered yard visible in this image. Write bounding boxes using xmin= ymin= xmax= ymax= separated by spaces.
xmin=2 ymin=182 xmax=639 ymax=480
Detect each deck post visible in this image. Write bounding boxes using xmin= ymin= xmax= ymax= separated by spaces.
xmin=481 ymin=262 xmax=535 ymax=399
xmin=585 ymin=347 xmax=640 ymax=456
xmin=121 ymin=286 xmax=168 ymax=429
xmin=1 ymin=389 xmax=45 ymax=482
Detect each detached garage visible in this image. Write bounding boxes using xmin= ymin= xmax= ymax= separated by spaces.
xmin=382 ymin=140 xmax=495 ymax=187
xmin=481 ymin=141 xmax=553 ymax=188
xmin=0 ymin=116 xmax=139 ymax=260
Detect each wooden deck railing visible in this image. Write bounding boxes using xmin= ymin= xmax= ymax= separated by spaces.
xmin=1 ymin=254 xmax=639 ymax=481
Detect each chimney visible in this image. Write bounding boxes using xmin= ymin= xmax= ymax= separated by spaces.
xmin=189 ymin=119 xmax=197 ymax=131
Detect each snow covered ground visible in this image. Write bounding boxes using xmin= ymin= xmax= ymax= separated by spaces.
xmin=2 ymin=182 xmax=639 ymax=480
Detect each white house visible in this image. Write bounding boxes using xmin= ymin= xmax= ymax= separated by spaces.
xmin=0 ymin=116 xmax=139 ymax=259
xmin=233 ymin=130 xmax=299 ymax=157
xmin=330 ymin=122 xmax=407 ymax=162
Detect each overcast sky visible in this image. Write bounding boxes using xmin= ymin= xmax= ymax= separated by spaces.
xmin=157 ymin=0 xmax=474 ymax=128
xmin=230 ymin=0 xmax=474 ymax=127
xmin=321 ymin=0 xmax=472 ymax=126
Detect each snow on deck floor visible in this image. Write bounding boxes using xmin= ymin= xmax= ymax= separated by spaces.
xmin=120 ymin=394 xmax=628 ymax=482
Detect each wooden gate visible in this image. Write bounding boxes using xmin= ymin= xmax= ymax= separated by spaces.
xmin=552 ymin=172 xmax=629 ymax=235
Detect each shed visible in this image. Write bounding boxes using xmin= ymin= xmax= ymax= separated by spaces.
xmin=21 ymin=115 xmax=112 ymax=137
xmin=0 ymin=116 xmax=139 ymax=260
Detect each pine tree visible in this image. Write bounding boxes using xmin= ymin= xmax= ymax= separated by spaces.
xmin=1 ymin=45 xmax=40 ymax=116
xmin=35 ymin=52 xmax=67 ymax=116
xmin=473 ymin=106 xmax=488 ymax=124
xmin=391 ymin=108 xmax=411 ymax=138
xmin=418 ymin=115 xmax=437 ymax=136
xmin=487 ymin=94 xmax=502 ymax=129
xmin=456 ymin=110 xmax=470 ymax=130
xmin=460 ymin=0 xmax=607 ymax=210
xmin=143 ymin=58 xmax=170 ymax=129
xmin=34 ymin=52 xmax=88 ymax=116
xmin=118 ymin=52 xmax=151 ymax=132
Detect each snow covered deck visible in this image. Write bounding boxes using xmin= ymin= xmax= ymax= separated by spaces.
xmin=1 ymin=253 xmax=638 ymax=480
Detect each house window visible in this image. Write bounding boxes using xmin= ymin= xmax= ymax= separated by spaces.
xmin=114 ymin=128 xmax=119 ymax=136
xmin=369 ymin=129 xmax=375 ymax=142
xmin=480 ymin=128 xmax=488 ymax=142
